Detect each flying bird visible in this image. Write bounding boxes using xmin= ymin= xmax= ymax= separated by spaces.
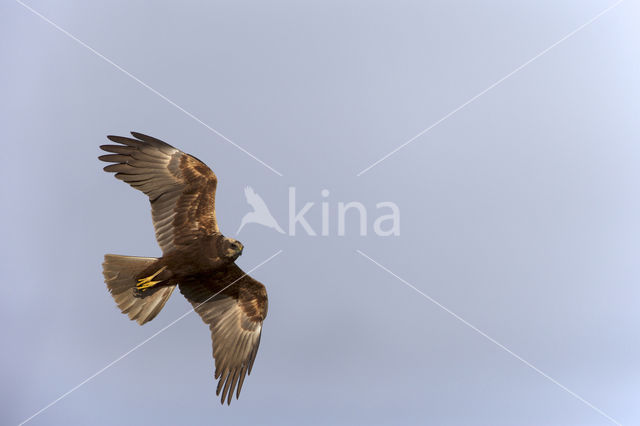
xmin=99 ymin=132 xmax=269 ymax=404
xmin=237 ymin=186 xmax=285 ymax=234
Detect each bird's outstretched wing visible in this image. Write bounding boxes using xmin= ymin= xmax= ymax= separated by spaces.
xmin=244 ymin=186 xmax=270 ymax=213
xmin=99 ymin=132 xmax=219 ymax=253
xmin=243 ymin=186 xmax=285 ymax=233
xmin=179 ymin=264 xmax=268 ymax=405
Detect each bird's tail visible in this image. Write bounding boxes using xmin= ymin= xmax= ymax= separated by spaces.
xmin=102 ymin=254 xmax=175 ymax=325
xmin=236 ymin=216 xmax=248 ymax=235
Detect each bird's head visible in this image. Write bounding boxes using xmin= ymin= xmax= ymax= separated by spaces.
xmin=223 ymin=237 xmax=244 ymax=261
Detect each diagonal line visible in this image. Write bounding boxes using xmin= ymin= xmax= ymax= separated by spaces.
xmin=18 ymin=250 xmax=283 ymax=426
xmin=356 ymin=0 xmax=624 ymax=176
xmin=14 ymin=0 xmax=283 ymax=177
xmin=355 ymin=249 xmax=621 ymax=426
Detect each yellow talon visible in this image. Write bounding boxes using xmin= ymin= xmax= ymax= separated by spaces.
xmin=136 ymin=279 xmax=161 ymax=290
xmin=136 ymin=266 xmax=167 ymax=291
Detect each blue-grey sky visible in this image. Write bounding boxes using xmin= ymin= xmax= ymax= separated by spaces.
xmin=2 ymin=1 xmax=639 ymax=425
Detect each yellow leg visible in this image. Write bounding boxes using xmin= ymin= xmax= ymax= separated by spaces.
xmin=136 ymin=266 xmax=167 ymax=292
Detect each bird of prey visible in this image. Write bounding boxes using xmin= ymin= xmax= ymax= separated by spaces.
xmin=99 ymin=132 xmax=269 ymax=404
xmin=237 ymin=186 xmax=285 ymax=235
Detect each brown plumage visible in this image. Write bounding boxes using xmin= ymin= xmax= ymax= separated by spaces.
xmin=99 ymin=132 xmax=269 ymax=404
